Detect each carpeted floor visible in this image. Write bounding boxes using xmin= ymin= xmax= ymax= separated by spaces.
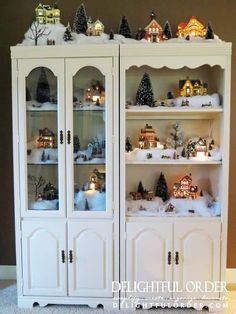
xmin=0 ymin=281 xmax=235 ymax=314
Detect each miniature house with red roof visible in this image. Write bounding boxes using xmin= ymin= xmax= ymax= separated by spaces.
xmin=176 ymin=16 xmax=207 ymax=38
xmin=144 ymin=11 xmax=163 ymax=42
xmin=173 ymin=173 xmax=198 ymax=199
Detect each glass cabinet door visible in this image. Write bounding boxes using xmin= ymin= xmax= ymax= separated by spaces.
xmin=18 ymin=59 xmax=66 ymax=217
xmin=66 ymin=59 xmax=113 ymax=217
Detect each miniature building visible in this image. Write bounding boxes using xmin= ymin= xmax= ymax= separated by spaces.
xmin=176 ymin=16 xmax=207 ymax=38
xmin=173 ymin=174 xmax=198 ymax=199
xmin=144 ymin=11 xmax=163 ymax=42
xmin=87 ymin=18 xmax=104 ymax=36
xmin=43 ymin=182 xmax=58 ymax=200
xmin=139 ymin=124 xmax=159 ymax=149
xmin=35 ymin=3 xmax=60 ymax=24
xmin=195 ymin=138 xmax=207 ymax=153
xmin=89 ymin=168 xmax=105 ymax=191
xmin=37 ymin=128 xmax=56 ymax=148
xmin=179 ymin=78 xmax=207 ymax=97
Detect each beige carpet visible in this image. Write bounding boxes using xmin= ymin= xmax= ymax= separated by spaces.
xmin=0 ymin=281 xmax=235 ymax=314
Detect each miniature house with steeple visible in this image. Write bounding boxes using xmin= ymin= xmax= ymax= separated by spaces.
xmin=144 ymin=11 xmax=163 ymax=42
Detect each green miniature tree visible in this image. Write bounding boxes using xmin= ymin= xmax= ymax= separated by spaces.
xmin=137 ymin=181 xmax=144 ymax=195
xmin=163 ymin=21 xmax=172 ymax=39
xmin=155 ymin=172 xmax=168 ymax=202
xmin=64 ymin=22 xmax=73 ymax=41
xmin=73 ymin=3 xmax=88 ymax=34
xmin=205 ymin=23 xmax=214 ymax=40
xmin=136 ymin=73 xmax=155 ymax=107
xmin=85 ymin=198 xmax=90 ymax=210
xmin=119 ymin=16 xmax=132 ymax=38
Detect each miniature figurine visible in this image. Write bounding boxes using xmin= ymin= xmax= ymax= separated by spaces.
xmin=126 ymin=137 xmax=133 ymax=152
xmin=165 ymin=203 xmax=175 ymax=212
xmin=139 ymin=205 xmax=146 ymax=211
xmin=146 ymin=153 xmax=152 ymax=159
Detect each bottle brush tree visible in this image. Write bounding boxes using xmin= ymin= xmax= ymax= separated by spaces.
xmin=167 ymin=123 xmax=184 ymax=149
xmin=136 ymin=73 xmax=155 ymax=107
xmin=163 ymin=21 xmax=172 ymax=39
xmin=73 ymin=3 xmax=88 ymax=34
xmin=119 ymin=16 xmax=132 ymax=38
xmin=155 ymin=172 xmax=168 ymax=202
xmin=205 ymin=22 xmax=214 ymax=40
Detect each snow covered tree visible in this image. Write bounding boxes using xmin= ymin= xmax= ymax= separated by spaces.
xmin=73 ymin=3 xmax=88 ymax=34
xmin=205 ymin=23 xmax=214 ymax=40
xmin=136 ymin=73 xmax=155 ymax=107
xmin=167 ymin=123 xmax=184 ymax=150
xmin=85 ymin=198 xmax=90 ymax=210
xmin=155 ymin=172 xmax=168 ymax=202
xmin=137 ymin=181 xmax=144 ymax=195
xmin=28 ymin=21 xmax=50 ymax=46
xmin=36 ymin=68 xmax=50 ymax=103
xmin=64 ymin=22 xmax=73 ymax=41
xmin=119 ymin=16 xmax=132 ymax=38
xmin=125 ymin=136 xmax=133 ymax=152
xmin=163 ymin=21 xmax=172 ymax=39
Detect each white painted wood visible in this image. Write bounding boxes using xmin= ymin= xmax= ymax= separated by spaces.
xmin=126 ymin=222 xmax=173 ymax=299
xmin=21 ymin=220 xmax=67 ymax=296
xmin=173 ymin=221 xmax=221 ymax=299
xmin=17 ymin=59 xmax=66 ymax=218
xmin=0 ymin=266 xmax=16 ymax=280
xmin=68 ymin=221 xmax=113 ymax=297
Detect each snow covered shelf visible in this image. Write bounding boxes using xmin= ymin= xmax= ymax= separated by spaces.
xmin=126 ymin=160 xmax=222 ymax=165
xmin=126 ymin=108 xmax=223 ymax=119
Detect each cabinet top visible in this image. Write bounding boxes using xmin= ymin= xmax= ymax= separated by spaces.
xmin=11 ymin=42 xmax=231 ymax=59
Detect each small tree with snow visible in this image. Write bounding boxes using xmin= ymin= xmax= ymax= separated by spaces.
xmin=163 ymin=21 xmax=172 ymax=39
xmin=136 ymin=73 xmax=155 ymax=107
xmin=64 ymin=22 xmax=73 ymax=41
xmin=36 ymin=68 xmax=50 ymax=103
xmin=73 ymin=3 xmax=88 ymax=34
xmin=167 ymin=123 xmax=184 ymax=149
xmin=137 ymin=181 xmax=144 ymax=195
xmin=119 ymin=16 xmax=132 ymax=38
xmin=205 ymin=23 xmax=214 ymax=40
xmin=28 ymin=21 xmax=50 ymax=46
xmin=155 ymin=172 xmax=168 ymax=202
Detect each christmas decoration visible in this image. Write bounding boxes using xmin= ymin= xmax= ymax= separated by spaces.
xmin=179 ymin=78 xmax=208 ymax=97
xmin=36 ymin=68 xmax=50 ymax=103
xmin=85 ymin=198 xmax=90 ymax=210
xmin=138 ymin=124 xmax=159 ymax=149
xmin=89 ymin=168 xmax=105 ymax=192
xmin=41 ymin=150 xmax=46 ymax=162
xmin=28 ymin=175 xmax=46 ymax=200
xmin=163 ymin=21 xmax=172 ymax=39
xmin=119 ymin=16 xmax=132 ymax=38
xmin=176 ymin=16 xmax=207 ymax=38
xmin=167 ymin=123 xmax=184 ymax=150
xmin=28 ymin=21 xmax=51 ymax=46
xmin=186 ymin=140 xmax=196 ymax=158
xmin=155 ymin=172 xmax=168 ymax=202
xmin=165 ymin=203 xmax=175 ymax=213
xmin=195 ymin=137 xmax=207 ymax=159
xmin=87 ymin=18 xmax=104 ymax=36
xmin=37 ymin=128 xmax=56 ymax=148
xmin=35 ymin=3 xmax=60 ymax=24
xmin=73 ymin=135 xmax=80 ymax=153
xmin=47 ymin=39 xmax=55 ymax=45
xmin=167 ymin=91 xmax=174 ymax=99
xmin=125 ymin=136 xmax=133 ymax=152
xmin=205 ymin=22 xmax=214 ymax=40
xmin=137 ymin=181 xmax=144 ymax=195
xmin=144 ymin=11 xmax=163 ymax=42
xmin=109 ymin=30 xmax=114 ymax=40
xmin=43 ymin=182 xmax=58 ymax=200
xmin=181 ymin=147 xmax=186 ymax=158
xmin=136 ymin=73 xmax=155 ymax=107
xmin=173 ymin=173 xmax=198 ymax=199
xmin=135 ymin=27 xmax=145 ymax=40
xmin=139 ymin=205 xmax=146 ymax=211
xmin=63 ymin=22 xmax=73 ymax=41
xmin=73 ymin=3 xmax=88 ymax=34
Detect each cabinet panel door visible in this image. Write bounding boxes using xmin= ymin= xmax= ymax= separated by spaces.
xmin=126 ymin=222 xmax=173 ymax=299
xmin=65 ymin=58 xmax=114 ymax=219
xmin=22 ymin=220 xmax=67 ymax=296
xmin=174 ymin=221 xmax=221 ymax=299
xmin=68 ymin=221 xmax=113 ymax=297
xmin=18 ymin=59 xmax=66 ymax=218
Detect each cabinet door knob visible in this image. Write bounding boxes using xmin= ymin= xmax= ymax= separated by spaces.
xmin=175 ymin=251 xmax=179 ymax=265
xmin=167 ymin=251 xmax=171 ymax=265
xmin=61 ymin=250 xmax=65 ymax=263
xmin=69 ymin=250 xmax=73 ymax=263
xmin=59 ymin=130 xmax=63 ymax=144
xmin=67 ymin=130 xmax=71 ymax=144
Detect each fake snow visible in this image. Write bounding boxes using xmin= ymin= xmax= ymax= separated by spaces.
xmin=74 ymin=190 xmax=106 ymax=211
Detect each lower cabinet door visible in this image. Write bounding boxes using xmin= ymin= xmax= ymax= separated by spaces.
xmin=126 ymin=222 xmax=173 ymax=299
xmin=68 ymin=221 xmax=113 ymax=297
xmin=22 ymin=220 xmax=67 ymax=296
xmin=173 ymin=221 xmax=221 ymax=299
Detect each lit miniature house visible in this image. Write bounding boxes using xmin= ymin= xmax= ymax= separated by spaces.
xmin=195 ymin=138 xmax=207 ymax=159
xmin=176 ymin=16 xmax=207 ymax=38
xmin=37 ymin=128 xmax=56 ymax=148
xmin=85 ymin=81 xmax=105 ymax=105
xmin=89 ymin=168 xmax=105 ymax=191
xmin=179 ymin=78 xmax=207 ymax=97
xmin=87 ymin=18 xmax=104 ymax=36
xmin=35 ymin=3 xmax=60 ymax=24
xmin=144 ymin=11 xmax=163 ymax=42
xmin=173 ymin=174 xmax=198 ymax=199
xmin=138 ymin=124 xmax=159 ymax=149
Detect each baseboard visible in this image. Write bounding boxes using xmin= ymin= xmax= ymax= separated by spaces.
xmin=0 ymin=265 xmax=16 ymax=280
xmin=226 ymin=268 xmax=236 ymax=284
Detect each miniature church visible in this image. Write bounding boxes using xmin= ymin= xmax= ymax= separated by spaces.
xmin=144 ymin=11 xmax=163 ymax=42
xmin=173 ymin=174 xmax=198 ymax=199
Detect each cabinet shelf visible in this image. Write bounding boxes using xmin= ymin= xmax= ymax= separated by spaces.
xmin=126 ymin=160 xmax=222 ymax=165
xmin=125 ymin=108 xmax=223 ymax=120
xmin=27 ymin=162 xmax=58 ymax=165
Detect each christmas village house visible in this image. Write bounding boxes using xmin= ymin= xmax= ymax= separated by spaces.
xmin=144 ymin=12 xmax=163 ymax=42
xmin=37 ymin=128 xmax=56 ymax=148
xmin=179 ymin=78 xmax=208 ymax=97
xmin=87 ymin=18 xmax=104 ymax=36
xmin=176 ymin=16 xmax=207 ymax=38
xmin=173 ymin=174 xmax=198 ymax=199
xmin=35 ymin=3 xmax=60 ymax=24
xmin=89 ymin=168 xmax=106 ymax=192
xmin=139 ymin=124 xmax=159 ymax=149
